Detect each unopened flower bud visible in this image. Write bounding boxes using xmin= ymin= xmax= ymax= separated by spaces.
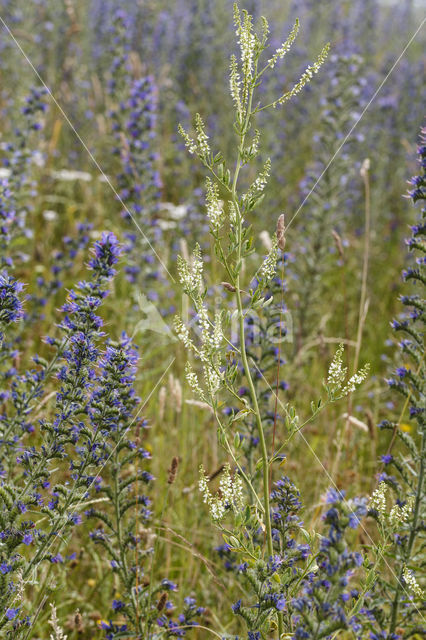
xmin=221 ymin=281 xmax=236 ymax=292
xmin=168 ymin=456 xmax=179 ymax=484
xmin=157 ymin=592 xmax=168 ymax=611
xmin=276 ymin=213 xmax=286 ymax=250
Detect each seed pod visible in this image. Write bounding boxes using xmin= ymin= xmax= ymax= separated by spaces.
xmin=221 ymin=281 xmax=236 ymax=292
xmin=168 ymin=456 xmax=179 ymax=484
xmin=74 ymin=610 xmax=84 ymax=632
xmin=157 ymin=592 xmax=168 ymax=611
xmin=276 ymin=213 xmax=286 ymax=250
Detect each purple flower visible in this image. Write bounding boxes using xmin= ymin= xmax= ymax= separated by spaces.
xmin=5 ymin=608 xmax=19 ymax=620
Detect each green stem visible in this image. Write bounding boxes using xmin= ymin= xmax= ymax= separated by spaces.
xmin=228 ymin=63 xmax=281 ymax=637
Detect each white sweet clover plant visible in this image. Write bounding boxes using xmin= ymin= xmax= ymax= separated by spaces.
xmin=174 ymin=5 xmax=370 ymax=638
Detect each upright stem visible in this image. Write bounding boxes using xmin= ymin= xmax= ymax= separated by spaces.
xmin=230 ymin=69 xmax=280 ymax=636
xmin=354 ymin=161 xmax=371 ymax=374
xmin=235 ymin=285 xmax=273 ymax=559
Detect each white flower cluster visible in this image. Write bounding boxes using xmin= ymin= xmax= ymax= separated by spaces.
xmin=175 ymin=244 xmax=225 ymax=403
xmin=178 ymin=124 xmax=197 ymax=154
xmin=228 ymin=201 xmax=238 ymax=226
xmin=49 ymin=604 xmax=68 ymax=640
xmin=195 ymin=113 xmax=210 ymax=158
xmin=205 ymin=178 xmax=224 ymax=231
xmin=268 ymin=20 xmax=299 ymax=69
xmin=173 ymin=317 xmax=194 ymax=349
xmin=229 ymin=54 xmax=242 ymax=119
xmin=259 ymin=234 xmax=278 ymax=283
xmin=251 ymin=158 xmax=271 ymax=195
xmin=177 ymin=244 xmax=203 ymax=295
xmin=274 ymin=43 xmax=330 ymax=108
xmin=403 ymin=565 xmax=424 ymax=599
xmin=369 ymin=482 xmax=388 ymax=518
xmin=341 ymin=365 xmax=370 ymax=396
xmin=178 ymin=113 xmax=211 ymax=160
xmin=249 ymin=129 xmax=260 ymax=158
xmin=326 ymin=343 xmax=369 ymax=397
xmin=199 ymin=464 xmax=244 ymax=522
xmin=185 ymin=362 xmax=205 ymax=400
xmin=327 ymin=343 xmax=347 ymax=389
xmin=243 ymin=158 xmax=271 ymax=208
xmin=233 ymin=5 xmax=256 ymax=88
xmin=389 ymin=496 xmax=414 ymax=529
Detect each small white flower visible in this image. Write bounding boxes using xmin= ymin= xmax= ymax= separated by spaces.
xmin=389 ymin=496 xmax=414 ymax=529
xmin=327 ymin=344 xmax=347 ymax=389
xmin=195 ymin=113 xmax=210 ymax=159
xmin=43 ymin=210 xmax=58 ymax=222
xmin=49 ymin=604 xmax=67 ymax=640
xmin=326 ymin=344 xmax=369 ymax=397
xmin=178 ymin=124 xmax=197 ymax=154
xmin=274 ymin=43 xmax=330 ymax=108
xmin=403 ymin=565 xmax=424 ymax=599
xmin=341 ymin=364 xmax=370 ymax=395
xmin=199 ymin=464 xmax=244 ymax=522
xmin=174 ymin=316 xmax=194 ymax=350
xmin=268 ymin=20 xmax=299 ymax=68
xmin=185 ymin=362 xmax=205 ymax=401
xmin=205 ymin=178 xmax=224 ymax=230
xmin=369 ymin=482 xmax=388 ymax=518
xmin=177 ymin=244 xmax=203 ymax=294
xmin=259 ymin=234 xmax=278 ymax=282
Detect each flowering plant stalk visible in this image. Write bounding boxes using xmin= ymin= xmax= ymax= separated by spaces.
xmin=175 ymin=5 xmax=369 ymax=638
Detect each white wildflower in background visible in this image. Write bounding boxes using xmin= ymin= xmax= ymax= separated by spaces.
xmin=51 ymin=169 xmax=92 ymax=182
xmin=259 ymin=234 xmax=278 ymax=282
xmin=49 ymin=604 xmax=67 ymax=640
xmin=205 ymin=178 xmax=224 ymax=231
xmin=403 ymin=566 xmax=424 ymax=599
xmin=369 ymin=482 xmax=388 ymax=518
xmin=273 ymin=43 xmax=330 ymax=107
xmin=268 ymin=19 xmax=300 ymax=68
xmin=199 ymin=464 xmax=244 ymax=522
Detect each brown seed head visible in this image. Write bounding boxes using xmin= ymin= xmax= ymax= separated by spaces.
xmin=221 ymin=281 xmax=236 ymax=292
xmin=168 ymin=456 xmax=179 ymax=484
xmin=157 ymin=592 xmax=168 ymax=611
xmin=276 ymin=214 xmax=286 ymax=250
xmin=74 ymin=611 xmax=83 ymax=632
